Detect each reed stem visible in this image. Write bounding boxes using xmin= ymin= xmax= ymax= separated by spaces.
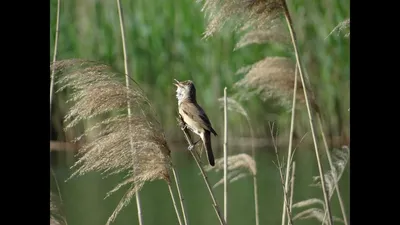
xmin=50 ymin=0 xmax=61 ymax=113
xmin=245 ymin=118 xmax=259 ymax=225
xmin=223 ymin=87 xmax=228 ymax=224
xmin=171 ymin=167 xmax=190 ymax=225
xmin=281 ymin=65 xmax=298 ymax=225
xmin=280 ymin=1 xmax=333 ymax=224
xmin=167 ymin=182 xmax=184 ymax=225
xmin=287 ymin=162 xmax=296 ymax=225
xmin=116 ymin=1 xmax=143 ymax=224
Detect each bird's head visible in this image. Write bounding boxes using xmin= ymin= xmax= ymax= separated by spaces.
xmin=174 ymin=79 xmax=196 ymax=104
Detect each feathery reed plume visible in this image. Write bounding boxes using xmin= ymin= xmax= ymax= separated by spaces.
xmin=204 ymin=153 xmax=256 ymax=188
xmin=178 ymin=115 xmax=226 ymax=225
xmin=292 ymin=146 xmax=350 ymax=225
xmin=326 ymin=18 xmax=350 ymax=39
xmin=115 ymin=0 xmax=145 ymax=223
xmin=317 ymin=118 xmax=349 ymax=225
xmin=52 ymin=59 xmax=171 ymax=225
xmin=234 ymin=57 xmax=317 ymax=111
xmin=281 ymin=65 xmax=298 ymax=225
xmin=292 ymin=203 xmax=344 ymax=225
xmin=311 ymin=146 xmax=350 ymax=199
xmin=269 ymin=122 xmax=293 ymax=225
xmin=218 ymin=97 xmax=248 ymax=119
xmin=50 ymin=192 xmax=67 ymax=225
xmin=50 ymin=0 xmax=61 ymax=113
xmin=217 ymin=96 xmax=259 ymax=225
xmin=200 ymin=0 xmax=284 ymax=39
xmin=234 ymin=23 xmax=290 ymax=51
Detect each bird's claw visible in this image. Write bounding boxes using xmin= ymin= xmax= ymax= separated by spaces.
xmin=188 ymin=139 xmax=201 ymax=151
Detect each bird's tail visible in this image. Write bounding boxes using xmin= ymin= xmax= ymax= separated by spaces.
xmin=203 ymin=130 xmax=215 ymax=166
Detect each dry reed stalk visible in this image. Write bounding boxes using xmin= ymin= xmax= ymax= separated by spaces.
xmin=50 ymin=3 xmax=63 ymax=223
xmin=178 ymin=115 xmax=227 ymax=225
xmin=217 ymin=97 xmax=259 ymax=225
xmin=171 ymin=167 xmax=190 ymax=225
xmin=115 ymin=0 xmax=144 ymax=223
xmin=223 ymin=87 xmax=228 ymax=223
xmin=279 ymin=1 xmax=333 ymax=223
xmin=288 ymin=161 xmax=296 ymax=225
xmin=50 ymin=0 xmax=61 ymax=112
xmin=281 ymin=65 xmax=298 ymax=225
xmin=253 ymin=164 xmax=259 ymax=225
xmin=167 ymin=181 xmax=184 ymax=225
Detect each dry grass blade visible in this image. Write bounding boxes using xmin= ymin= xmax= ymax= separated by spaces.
xmin=235 ymin=57 xmax=316 ymax=109
xmin=199 ymin=0 xmax=284 ymax=39
xmin=326 ymin=18 xmax=350 ymax=39
xmin=311 ymin=146 xmax=350 ymax=198
xmin=292 ymin=198 xmax=325 ymax=209
xmin=205 ymin=153 xmax=256 ymax=188
xmin=52 ymin=59 xmax=171 ymax=224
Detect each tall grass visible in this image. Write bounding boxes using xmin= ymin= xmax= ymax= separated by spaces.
xmin=50 ymin=0 xmax=349 ymax=224
xmin=198 ymin=1 xmax=349 ymax=224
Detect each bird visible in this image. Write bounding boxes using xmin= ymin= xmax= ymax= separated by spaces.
xmin=174 ymin=79 xmax=217 ymax=166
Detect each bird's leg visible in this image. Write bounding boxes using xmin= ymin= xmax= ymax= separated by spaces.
xmin=181 ymin=124 xmax=188 ymax=131
xmin=177 ymin=115 xmax=187 ymax=130
xmin=188 ymin=138 xmax=201 ymax=151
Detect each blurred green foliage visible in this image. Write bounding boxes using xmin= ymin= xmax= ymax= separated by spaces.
xmin=50 ymin=0 xmax=349 ymax=142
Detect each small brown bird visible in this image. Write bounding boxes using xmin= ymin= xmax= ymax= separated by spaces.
xmin=174 ymin=79 xmax=217 ymax=166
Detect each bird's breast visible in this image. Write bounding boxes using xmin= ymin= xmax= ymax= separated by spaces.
xmin=179 ymin=108 xmax=203 ymax=136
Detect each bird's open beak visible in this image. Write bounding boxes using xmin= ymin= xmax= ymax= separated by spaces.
xmin=174 ymin=79 xmax=181 ymax=87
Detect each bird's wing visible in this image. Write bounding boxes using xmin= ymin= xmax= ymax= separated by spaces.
xmin=180 ymin=101 xmax=218 ymax=136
